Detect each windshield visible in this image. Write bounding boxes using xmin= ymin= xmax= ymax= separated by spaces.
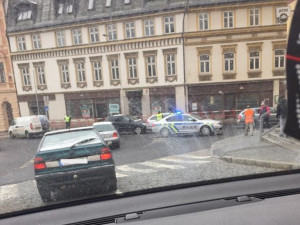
xmin=1 ymin=0 xmax=300 ymax=217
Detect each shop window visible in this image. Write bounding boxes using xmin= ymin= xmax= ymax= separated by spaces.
xmin=28 ymin=101 xmax=45 ymax=115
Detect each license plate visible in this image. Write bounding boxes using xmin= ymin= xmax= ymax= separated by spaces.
xmin=102 ymin=134 xmax=110 ymax=138
xmin=60 ymin=157 xmax=88 ymax=166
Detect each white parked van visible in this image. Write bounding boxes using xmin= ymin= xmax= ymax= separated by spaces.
xmin=8 ymin=116 xmax=43 ymax=139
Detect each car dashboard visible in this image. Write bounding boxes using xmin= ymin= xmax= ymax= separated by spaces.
xmin=2 ymin=171 xmax=300 ymax=225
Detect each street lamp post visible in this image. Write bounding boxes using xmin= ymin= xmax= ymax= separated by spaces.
xmin=32 ymin=69 xmax=40 ymax=115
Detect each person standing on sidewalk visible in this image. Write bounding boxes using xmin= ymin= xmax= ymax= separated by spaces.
xmin=64 ymin=114 xmax=71 ymax=129
xmin=276 ymin=96 xmax=288 ymax=137
xmin=244 ymin=105 xmax=254 ymax=136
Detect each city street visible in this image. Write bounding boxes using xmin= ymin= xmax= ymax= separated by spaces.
xmin=0 ymin=124 xmax=242 ymax=186
xmin=0 ymin=124 xmax=282 ymax=214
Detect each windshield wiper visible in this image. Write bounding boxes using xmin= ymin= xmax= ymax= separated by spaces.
xmin=70 ymin=138 xmax=96 ymax=149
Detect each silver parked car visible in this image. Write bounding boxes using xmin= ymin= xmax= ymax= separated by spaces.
xmin=93 ymin=122 xmax=120 ymax=148
xmin=236 ymin=107 xmax=278 ymax=127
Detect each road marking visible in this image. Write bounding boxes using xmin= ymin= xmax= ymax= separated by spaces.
xmin=158 ymin=158 xmax=211 ymax=164
xmin=140 ymin=161 xmax=186 ymax=169
xmin=177 ymin=155 xmax=211 ymax=160
xmin=20 ymin=159 xmax=34 ymax=169
xmin=117 ymin=165 xmax=155 ymax=173
xmin=116 ymin=173 xmax=128 ymax=178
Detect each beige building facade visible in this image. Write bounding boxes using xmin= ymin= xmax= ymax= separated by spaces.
xmin=0 ymin=0 xmax=19 ymax=132
xmin=5 ymin=0 xmax=288 ymax=121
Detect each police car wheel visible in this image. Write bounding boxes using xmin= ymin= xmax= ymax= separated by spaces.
xmin=200 ymin=126 xmax=212 ymax=136
xmin=160 ymin=128 xmax=170 ymax=137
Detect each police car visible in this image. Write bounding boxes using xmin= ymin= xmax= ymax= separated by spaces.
xmin=152 ymin=113 xmax=223 ymax=137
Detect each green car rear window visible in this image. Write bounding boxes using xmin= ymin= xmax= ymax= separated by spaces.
xmin=40 ymin=130 xmax=102 ymax=152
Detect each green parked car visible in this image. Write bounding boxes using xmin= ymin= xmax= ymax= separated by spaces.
xmin=34 ymin=127 xmax=117 ymax=203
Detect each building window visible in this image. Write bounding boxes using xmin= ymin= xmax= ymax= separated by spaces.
xmin=128 ymin=58 xmax=137 ymax=78
xmin=93 ymin=61 xmax=102 ymax=81
xmin=224 ymin=53 xmax=234 ymax=72
xmin=60 ymin=64 xmax=69 ymax=83
xmin=36 ymin=66 xmax=46 ymax=85
xmin=249 ymin=51 xmax=260 ymax=70
xmin=66 ymin=1 xmax=73 ymax=13
xmin=72 ymin=29 xmax=82 ymax=45
xmin=223 ymin=11 xmax=234 ymax=28
xmin=147 ymin=56 xmax=156 ymax=77
xmin=249 ymin=8 xmax=260 ymax=26
xmin=58 ymin=2 xmax=64 ymax=14
xmin=17 ymin=8 xmax=32 ymax=21
xmin=144 ymin=19 xmax=155 ymax=36
xmin=21 ymin=67 xmax=31 ymax=86
xmin=166 ymin=54 xmax=176 ymax=76
xmin=274 ymin=49 xmax=285 ymax=69
xmin=200 ymin=54 xmax=210 ymax=73
xmin=89 ymin=27 xmax=99 ymax=43
xmin=199 ymin=13 xmax=209 ymax=30
xmin=17 ymin=36 xmax=26 ymax=51
xmin=125 ymin=22 xmax=135 ymax=39
xmin=110 ymin=59 xmax=119 ymax=80
xmin=76 ymin=63 xmax=86 ymax=82
xmin=88 ymin=0 xmax=94 ymax=10
xmin=107 ymin=24 xmax=117 ymax=41
xmin=0 ymin=63 xmax=5 ymax=83
xmin=32 ymin=34 xmax=42 ymax=49
xmin=106 ymin=0 xmax=112 ymax=7
xmin=125 ymin=0 xmax=130 ymax=4
xmin=56 ymin=31 xmax=65 ymax=47
xmin=164 ymin=16 xmax=175 ymax=34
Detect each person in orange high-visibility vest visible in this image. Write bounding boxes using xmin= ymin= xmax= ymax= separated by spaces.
xmin=244 ymin=105 xmax=254 ymax=136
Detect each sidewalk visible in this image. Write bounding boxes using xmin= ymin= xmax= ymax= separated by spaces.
xmin=0 ymin=131 xmax=8 ymax=138
xmin=211 ymin=131 xmax=300 ymax=170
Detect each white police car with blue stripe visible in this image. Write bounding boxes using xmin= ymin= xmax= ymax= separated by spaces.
xmin=152 ymin=113 xmax=223 ymax=137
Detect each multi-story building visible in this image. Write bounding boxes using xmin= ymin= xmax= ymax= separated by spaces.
xmin=5 ymin=0 xmax=287 ymax=121
xmin=0 ymin=0 xmax=19 ymax=132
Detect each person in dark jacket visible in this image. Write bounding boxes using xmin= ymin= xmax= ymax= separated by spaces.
xmin=276 ymin=96 xmax=288 ymax=137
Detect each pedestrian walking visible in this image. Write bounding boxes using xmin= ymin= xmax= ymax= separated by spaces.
xmin=156 ymin=111 xmax=163 ymax=121
xmin=276 ymin=96 xmax=288 ymax=137
xmin=259 ymin=102 xmax=270 ymax=128
xmin=64 ymin=114 xmax=71 ymax=129
xmin=244 ymin=105 xmax=254 ymax=136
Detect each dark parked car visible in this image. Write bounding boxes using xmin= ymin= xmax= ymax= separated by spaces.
xmin=106 ymin=114 xmax=146 ymax=134
xmin=38 ymin=115 xmax=50 ymax=133
xmin=34 ymin=127 xmax=117 ymax=202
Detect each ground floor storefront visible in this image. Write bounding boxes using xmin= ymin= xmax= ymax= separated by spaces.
xmin=16 ymin=79 xmax=285 ymax=122
xmin=187 ymin=79 xmax=286 ymax=119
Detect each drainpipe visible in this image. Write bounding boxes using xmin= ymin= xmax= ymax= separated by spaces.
xmin=181 ymin=0 xmax=189 ymax=113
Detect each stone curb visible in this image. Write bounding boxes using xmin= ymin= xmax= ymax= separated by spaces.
xmin=219 ymin=155 xmax=300 ymax=170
